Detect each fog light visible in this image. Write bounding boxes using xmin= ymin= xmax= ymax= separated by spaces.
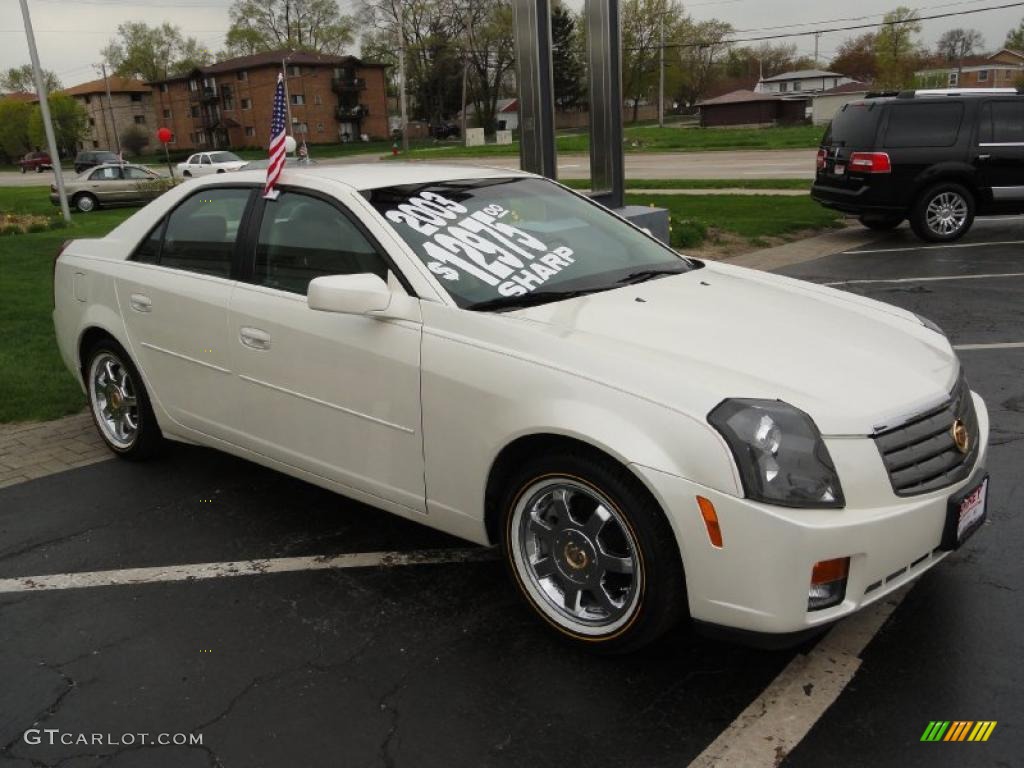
xmin=808 ymin=557 xmax=849 ymax=611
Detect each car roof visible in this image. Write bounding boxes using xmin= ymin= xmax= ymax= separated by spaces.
xmin=86 ymin=163 xmax=150 ymax=171
xmin=214 ymin=162 xmax=533 ymax=191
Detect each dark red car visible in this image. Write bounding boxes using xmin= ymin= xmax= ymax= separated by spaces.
xmin=18 ymin=151 xmax=52 ymax=173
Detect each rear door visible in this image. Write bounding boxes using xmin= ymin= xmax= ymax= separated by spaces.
xmin=975 ymin=99 xmax=1024 ymax=204
xmin=817 ymin=100 xmax=884 ymax=187
xmin=880 ymin=101 xmax=967 ymax=201
xmin=87 ymin=166 xmax=125 ymax=204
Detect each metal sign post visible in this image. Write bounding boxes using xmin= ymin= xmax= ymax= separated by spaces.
xmin=584 ymin=0 xmax=625 ymax=210
xmin=512 ymin=0 xmax=557 ymax=179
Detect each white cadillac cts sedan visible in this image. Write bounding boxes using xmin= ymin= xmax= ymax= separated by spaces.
xmin=53 ymin=165 xmax=990 ymax=652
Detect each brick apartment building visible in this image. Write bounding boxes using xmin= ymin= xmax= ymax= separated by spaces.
xmin=916 ymin=48 xmax=1024 ymax=89
xmin=149 ymin=50 xmax=388 ymax=151
xmin=63 ymin=76 xmax=156 ymax=151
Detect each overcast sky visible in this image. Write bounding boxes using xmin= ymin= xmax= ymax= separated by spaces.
xmin=2 ymin=0 xmax=1022 ymax=88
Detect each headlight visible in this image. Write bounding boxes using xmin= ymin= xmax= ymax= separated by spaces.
xmin=708 ymin=399 xmax=845 ymax=508
xmin=915 ymin=313 xmax=946 ymax=337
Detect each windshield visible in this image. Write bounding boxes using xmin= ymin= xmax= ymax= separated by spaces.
xmin=367 ymin=177 xmax=697 ymax=310
xmin=210 ymin=152 xmax=241 ymax=163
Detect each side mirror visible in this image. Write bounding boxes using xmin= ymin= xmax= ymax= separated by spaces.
xmin=307 ymin=273 xmax=392 ymax=315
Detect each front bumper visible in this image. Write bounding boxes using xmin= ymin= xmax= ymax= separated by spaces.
xmin=633 ymin=392 xmax=990 ymax=636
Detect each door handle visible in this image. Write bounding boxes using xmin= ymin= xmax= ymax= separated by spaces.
xmin=239 ymin=327 xmax=271 ymax=350
xmin=129 ymin=293 xmax=152 ymax=312
xmin=976 ymin=154 xmax=991 ymax=162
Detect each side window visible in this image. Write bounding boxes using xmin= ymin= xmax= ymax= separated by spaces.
xmin=124 ymin=166 xmax=153 ymax=180
xmin=884 ymin=103 xmax=964 ymax=148
xmin=159 ymin=188 xmax=251 ymax=277
xmin=90 ymin=167 xmax=123 ymax=181
xmin=254 ymin=192 xmax=387 ymax=295
xmin=978 ymin=101 xmax=1024 ymax=145
xmin=132 ymin=219 xmax=166 ymax=265
xmin=186 ymin=155 xmax=198 ymax=164
xmin=201 ymin=155 xmax=212 ymax=165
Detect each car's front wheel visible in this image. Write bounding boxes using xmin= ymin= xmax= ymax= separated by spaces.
xmin=74 ymin=193 xmax=98 ymax=213
xmin=910 ymin=183 xmax=975 ymax=242
xmin=858 ymin=214 xmax=904 ymax=231
xmin=500 ymin=449 xmax=687 ymax=653
xmin=85 ymin=340 xmax=163 ymax=460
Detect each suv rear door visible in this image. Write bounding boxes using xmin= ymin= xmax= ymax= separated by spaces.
xmin=975 ymin=98 xmax=1024 ymax=204
xmin=817 ymin=100 xmax=884 ymax=189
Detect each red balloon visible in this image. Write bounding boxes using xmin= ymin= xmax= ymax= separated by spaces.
xmin=156 ymin=127 xmax=172 ymax=144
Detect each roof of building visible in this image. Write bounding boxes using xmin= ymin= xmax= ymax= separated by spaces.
xmin=0 ymin=91 xmax=37 ymax=102
xmin=149 ymin=49 xmax=385 ymax=84
xmin=696 ymin=89 xmax=810 ymax=106
xmin=760 ymin=69 xmax=843 ymax=82
xmin=816 ymin=81 xmax=872 ymax=96
xmin=63 ymin=76 xmax=150 ymax=97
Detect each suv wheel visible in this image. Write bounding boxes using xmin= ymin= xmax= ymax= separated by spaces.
xmin=911 ymin=183 xmax=974 ymax=242
xmin=500 ymin=449 xmax=687 ymax=653
xmin=858 ymin=214 xmax=904 ymax=231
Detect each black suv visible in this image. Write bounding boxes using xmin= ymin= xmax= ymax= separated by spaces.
xmin=74 ymin=150 xmax=120 ymax=175
xmin=812 ymin=88 xmax=1024 ymax=242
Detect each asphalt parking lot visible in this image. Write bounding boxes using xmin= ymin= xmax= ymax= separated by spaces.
xmin=1 ymin=216 xmax=1021 ymax=768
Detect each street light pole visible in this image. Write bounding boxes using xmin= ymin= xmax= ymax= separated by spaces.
xmin=18 ymin=0 xmax=70 ymax=223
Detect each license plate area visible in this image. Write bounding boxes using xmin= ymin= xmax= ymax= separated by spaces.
xmin=940 ymin=475 xmax=988 ymax=550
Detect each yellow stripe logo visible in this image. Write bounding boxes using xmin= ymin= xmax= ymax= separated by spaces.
xmin=921 ymin=721 xmax=997 ymax=742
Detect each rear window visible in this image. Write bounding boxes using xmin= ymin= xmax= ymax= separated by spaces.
xmin=884 ymin=103 xmax=964 ymax=148
xmin=823 ymin=102 xmax=882 ymax=147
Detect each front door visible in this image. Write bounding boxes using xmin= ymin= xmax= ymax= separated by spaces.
xmin=116 ymin=186 xmax=255 ymax=442
xmin=229 ymin=189 xmax=425 ymax=511
xmin=976 ymin=99 xmax=1024 ymax=203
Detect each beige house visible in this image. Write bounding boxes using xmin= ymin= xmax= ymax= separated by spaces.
xmin=811 ymin=81 xmax=873 ymax=125
xmin=63 ymin=76 xmax=157 ymax=152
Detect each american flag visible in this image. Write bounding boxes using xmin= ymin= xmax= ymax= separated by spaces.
xmin=264 ymin=73 xmax=287 ymax=198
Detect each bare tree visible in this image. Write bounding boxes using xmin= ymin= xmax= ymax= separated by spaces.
xmin=936 ymin=27 xmax=984 ymax=73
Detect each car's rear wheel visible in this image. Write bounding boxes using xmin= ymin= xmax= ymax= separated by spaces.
xmin=910 ymin=183 xmax=974 ymax=242
xmin=183 ymin=170 xmax=192 ymax=177
xmin=73 ymin=193 xmax=98 ymax=213
xmin=500 ymin=449 xmax=687 ymax=653
xmin=858 ymin=214 xmax=904 ymax=231
xmin=85 ymin=340 xmax=162 ymax=460
xmin=35 ymin=166 xmax=43 ymax=173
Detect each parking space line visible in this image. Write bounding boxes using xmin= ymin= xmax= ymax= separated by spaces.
xmin=824 ymin=271 xmax=1024 ymax=286
xmin=954 ymin=342 xmax=1024 ymax=351
xmin=687 ymin=586 xmax=910 ymax=768
xmin=841 ymin=240 xmax=1024 ymax=255
xmin=0 ymin=548 xmax=498 ymax=594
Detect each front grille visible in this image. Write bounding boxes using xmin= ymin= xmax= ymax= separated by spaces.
xmin=873 ymin=374 xmax=979 ymax=496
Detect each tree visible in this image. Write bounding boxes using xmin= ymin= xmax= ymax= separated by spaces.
xmin=622 ymin=0 xmax=675 ymax=122
xmin=120 ymin=125 xmax=150 ymax=156
xmin=551 ymin=4 xmax=584 ymax=110
xmin=830 ymin=33 xmax=878 ymax=82
xmin=28 ymin=94 xmax=87 ymax=157
xmin=936 ymin=28 xmax=984 ymax=69
xmin=1 ymin=65 xmax=61 ymax=94
xmin=1004 ymin=19 xmax=1024 ymax=51
xmin=225 ymin=0 xmax=355 ymax=55
xmin=674 ymin=17 xmax=733 ymax=107
xmin=875 ymin=7 xmax=924 ymax=88
xmin=102 ymin=22 xmax=212 ymax=83
xmin=461 ymin=0 xmax=516 ymax=133
xmin=0 ymin=100 xmax=32 ymax=160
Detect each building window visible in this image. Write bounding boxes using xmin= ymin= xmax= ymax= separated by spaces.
xmin=160 ymin=83 xmax=168 ymax=93
xmin=793 ymin=81 xmax=802 ymax=91
xmin=316 ymin=121 xmax=324 ymax=133
xmin=130 ymin=93 xmax=142 ymax=102
xmin=88 ymin=117 xmax=95 ymax=126
xmin=978 ymin=69 xmax=989 ymax=82
xmin=290 ymin=94 xmax=305 ymax=106
xmin=188 ymin=133 xmax=195 ymax=143
xmin=92 ymin=140 xmax=99 ymax=148
xmin=191 ymin=106 xmax=200 ymax=117
xmin=196 ymin=130 xmax=207 ymax=145
xmin=779 ymin=82 xmax=788 ymax=92
xmin=948 ymin=71 xmax=959 ymax=85
xmin=241 ymin=98 xmax=252 ymax=110
xmin=314 ymin=94 xmax=322 ymax=105
xmin=83 ymin=95 xmax=91 ymax=104
xmin=134 ymin=115 xmax=146 ymax=125
xmin=163 ymin=108 xmax=171 ymax=118
xmin=237 ymin=70 xmax=247 ymax=81
xmin=189 ymin=79 xmax=199 ymax=92
xmin=244 ymin=126 xmax=255 ymax=137
xmin=287 ymin=65 xmax=301 ymax=77
xmin=293 ymin=121 xmax=309 ymax=135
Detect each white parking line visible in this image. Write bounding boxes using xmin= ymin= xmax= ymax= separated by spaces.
xmin=841 ymin=240 xmax=1024 ymax=255
xmin=688 ymin=586 xmax=910 ymax=768
xmin=824 ymin=271 xmax=1024 ymax=286
xmin=954 ymin=341 xmax=1024 ymax=351
xmin=0 ymin=548 xmax=497 ymax=594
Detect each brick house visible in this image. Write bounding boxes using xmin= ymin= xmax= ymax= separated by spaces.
xmin=148 ymin=50 xmax=388 ymax=151
xmin=62 ymin=76 xmax=156 ymax=151
xmin=915 ymin=49 xmax=1024 ymax=89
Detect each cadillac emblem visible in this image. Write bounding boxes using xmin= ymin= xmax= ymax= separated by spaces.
xmin=951 ymin=418 xmax=970 ymax=454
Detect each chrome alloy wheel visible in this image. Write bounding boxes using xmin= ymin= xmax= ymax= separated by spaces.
xmin=88 ymin=352 xmax=139 ymax=450
xmin=925 ymin=191 xmax=968 ymax=236
xmin=511 ymin=478 xmax=642 ymax=636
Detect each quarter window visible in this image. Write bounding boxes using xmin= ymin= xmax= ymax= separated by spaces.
xmin=254 ymin=192 xmax=386 ymax=295
xmin=156 ymin=188 xmax=251 ymax=277
xmin=978 ymin=101 xmax=1024 ymax=144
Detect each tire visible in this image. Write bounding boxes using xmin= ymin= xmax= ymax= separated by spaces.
xmin=858 ymin=214 xmax=904 ymax=231
xmin=74 ymin=193 xmax=98 ymax=213
xmin=84 ymin=339 xmax=163 ymax=460
xmin=910 ymin=182 xmax=975 ymax=242
xmin=36 ymin=166 xmax=43 ymax=173
xmin=20 ymin=166 xmax=25 ymax=174
xmin=216 ymin=168 xmax=226 ymax=173
xmin=499 ymin=448 xmax=687 ymax=653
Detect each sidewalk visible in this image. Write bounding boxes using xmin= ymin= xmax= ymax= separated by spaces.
xmin=0 ymin=412 xmax=108 ymax=488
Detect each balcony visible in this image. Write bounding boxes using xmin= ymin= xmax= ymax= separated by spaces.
xmin=331 ymin=75 xmax=366 ymax=94
xmin=200 ymin=85 xmax=219 ymax=102
xmin=336 ymin=104 xmax=369 ymax=121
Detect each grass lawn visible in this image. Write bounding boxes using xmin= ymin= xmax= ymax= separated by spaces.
xmin=560 ymin=178 xmax=811 ymax=191
xmin=0 ymin=184 xmax=839 ymax=423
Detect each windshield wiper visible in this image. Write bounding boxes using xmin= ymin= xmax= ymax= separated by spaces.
xmin=467 ymin=286 xmax=613 ymax=312
xmin=617 ymin=266 xmax=691 ymax=285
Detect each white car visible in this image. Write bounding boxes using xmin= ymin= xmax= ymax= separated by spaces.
xmin=175 ymin=151 xmax=247 ymax=178
xmin=53 ymin=165 xmax=990 ymax=652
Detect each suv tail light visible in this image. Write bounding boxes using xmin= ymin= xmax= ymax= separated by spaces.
xmin=848 ymin=151 xmax=892 ymax=173
xmin=53 ymin=239 xmax=73 ymax=308
xmin=816 ymin=148 xmax=827 ymax=171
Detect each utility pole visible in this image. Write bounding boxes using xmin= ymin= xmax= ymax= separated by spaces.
xmin=19 ymin=0 xmax=70 ymax=223
xmin=101 ymin=63 xmax=122 ymax=157
xmin=658 ymin=7 xmax=665 ymax=128
xmin=281 ymin=55 xmax=294 ymax=135
xmin=813 ymin=31 xmax=821 ymax=65
xmin=397 ymin=0 xmax=409 ymax=152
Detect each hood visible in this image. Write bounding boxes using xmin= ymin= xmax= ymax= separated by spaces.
xmin=507 ymin=261 xmax=958 ymax=435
